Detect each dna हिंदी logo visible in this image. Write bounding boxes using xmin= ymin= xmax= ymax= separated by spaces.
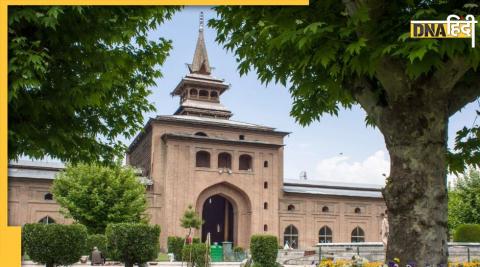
xmin=410 ymin=14 xmax=478 ymax=48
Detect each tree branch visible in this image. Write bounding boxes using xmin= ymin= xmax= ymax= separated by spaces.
xmin=344 ymin=77 xmax=384 ymax=124
xmin=432 ymin=57 xmax=471 ymax=97
xmin=447 ymin=70 xmax=480 ymax=117
xmin=375 ymin=57 xmax=412 ymax=102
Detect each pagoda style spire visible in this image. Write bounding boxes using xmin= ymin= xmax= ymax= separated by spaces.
xmin=170 ymin=12 xmax=232 ymax=119
xmin=188 ymin=12 xmax=211 ymax=75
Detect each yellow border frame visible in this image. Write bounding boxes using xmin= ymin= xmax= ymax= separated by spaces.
xmin=0 ymin=1 xmax=307 ymax=266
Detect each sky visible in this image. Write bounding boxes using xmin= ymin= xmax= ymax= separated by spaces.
xmin=141 ymin=7 xmax=477 ymax=185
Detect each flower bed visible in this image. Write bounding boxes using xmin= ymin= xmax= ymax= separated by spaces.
xmin=319 ymin=259 xmax=480 ymax=267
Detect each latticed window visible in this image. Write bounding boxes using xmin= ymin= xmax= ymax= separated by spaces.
xmin=44 ymin=192 xmax=53 ymax=200
xmin=195 ymin=132 xmax=208 ymax=137
xmin=210 ymin=91 xmax=218 ymax=99
xmin=190 ymin=89 xmax=198 ymax=97
xmin=351 ymin=226 xmax=365 ymax=243
xmin=283 ymin=225 xmax=299 ymax=249
xmin=199 ymin=90 xmax=209 ymax=98
xmin=39 ymin=216 xmax=56 ymax=225
xmin=319 ymin=226 xmax=332 ymax=243
xmin=239 ymin=154 xmax=252 ymax=171
xmin=196 ymin=151 xmax=210 ymax=168
xmin=218 ymin=152 xmax=232 ymax=169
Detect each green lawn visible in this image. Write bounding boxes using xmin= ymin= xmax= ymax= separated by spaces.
xmin=157 ymin=252 xmax=170 ymax=261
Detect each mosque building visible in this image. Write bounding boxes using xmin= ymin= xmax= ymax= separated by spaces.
xmin=8 ymin=16 xmax=386 ymax=250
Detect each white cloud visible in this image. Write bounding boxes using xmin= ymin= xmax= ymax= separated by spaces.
xmin=314 ymin=150 xmax=390 ymax=185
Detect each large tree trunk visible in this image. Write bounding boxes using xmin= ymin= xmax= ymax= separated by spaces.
xmin=381 ymin=99 xmax=449 ymax=265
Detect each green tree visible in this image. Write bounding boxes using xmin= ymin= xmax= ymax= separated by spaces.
xmin=180 ymin=205 xmax=203 ymax=239
xmin=449 ymin=169 xmax=480 ymax=232
xmin=8 ymin=7 xmax=178 ymax=164
xmin=52 ymin=163 xmax=147 ymax=234
xmin=210 ymin=2 xmax=480 ymax=264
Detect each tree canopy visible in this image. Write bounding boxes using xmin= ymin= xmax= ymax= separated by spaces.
xmin=210 ymin=2 xmax=480 ymax=173
xmin=210 ymin=1 xmax=480 ymax=263
xmin=448 ymin=169 xmax=480 ymax=232
xmin=52 ymin=163 xmax=148 ymax=234
xmin=8 ymin=7 xmax=178 ymax=164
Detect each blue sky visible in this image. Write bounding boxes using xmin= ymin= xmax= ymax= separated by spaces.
xmin=140 ymin=7 xmax=477 ymax=185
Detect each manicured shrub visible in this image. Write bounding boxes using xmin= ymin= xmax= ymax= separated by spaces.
xmin=167 ymin=236 xmax=200 ymax=261
xmin=22 ymin=223 xmax=88 ymax=267
xmin=106 ymin=223 xmax=160 ymax=267
xmin=454 ymin=224 xmax=480 ymax=242
xmin=182 ymin=243 xmax=208 ymax=267
xmin=250 ymin=235 xmax=278 ymax=267
xmin=168 ymin=236 xmax=184 ymax=261
xmin=84 ymin=234 xmax=108 ymax=257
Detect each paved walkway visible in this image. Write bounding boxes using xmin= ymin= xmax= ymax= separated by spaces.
xmin=22 ymin=261 xmax=242 ymax=267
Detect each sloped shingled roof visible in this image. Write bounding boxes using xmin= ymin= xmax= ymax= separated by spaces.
xmin=283 ymin=179 xmax=383 ymax=198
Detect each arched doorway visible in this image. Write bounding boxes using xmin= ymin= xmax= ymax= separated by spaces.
xmin=195 ymin=182 xmax=252 ymax=248
xmin=202 ymin=194 xmax=234 ymax=244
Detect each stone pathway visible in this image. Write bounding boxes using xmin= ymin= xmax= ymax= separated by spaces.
xmin=22 ymin=261 xmax=242 ymax=267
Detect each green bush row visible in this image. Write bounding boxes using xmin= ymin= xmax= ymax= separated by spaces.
xmin=167 ymin=236 xmax=200 ymax=261
xmin=23 ymin=223 xmax=160 ymax=267
xmin=454 ymin=224 xmax=480 ymax=242
xmin=250 ymin=234 xmax=278 ymax=267
xmin=182 ymin=243 xmax=208 ymax=267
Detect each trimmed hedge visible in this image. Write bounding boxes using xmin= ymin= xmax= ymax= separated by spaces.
xmin=84 ymin=234 xmax=108 ymax=257
xmin=22 ymin=223 xmax=88 ymax=267
xmin=106 ymin=223 xmax=160 ymax=267
xmin=454 ymin=224 xmax=480 ymax=242
xmin=250 ymin=235 xmax=278 ymax=267
xmin=182 ymin=243 xmax=208 ymax=267
xmin=167 ymin=236 xmax=200 ymax=261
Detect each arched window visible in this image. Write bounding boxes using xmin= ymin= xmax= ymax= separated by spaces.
xmin=190 ymin=89 xmax=198 ymax=97
xmin=196 ymin=151 xmax=210 ymax=168
xmin=354 ymin=207 xmax=361 ymax=214
xmin=39 ymin=216 xmax=55 ymax=225
xmin=319 ymin=226 xmax=333 ymax=243
xmin=210 ymin=91 xmax=218 ymax=99
xmin=264 ymin=161 xmax=269 ymax=167
xmin=264 ymin=182 xmax=268 ymax=189
xmin=264 ymin=224 xmax=268 ymax=232
xmin=287 ymin=204 xmax=295 ymax=211
xmin=284 ymin=225 xmax=298 ymax=249
xmin=199 ymin=90 xmax=209 ymax=98
xmin=351 ymin=226 xmax=365 ymax=243
xmin=44 ymin=192 xmax=53 ymax=201
xmin=264 ymin=202 xmax=268 ymax=209
xmin=195 ymin=132 xmax=208 ymax=137
xmin=322 ymin=206 xmax=329 ymax=212
xmin=218 ymin=152 xmax=232 ymax=169
xmin=239 ymin=154 xmax=252 ymax=171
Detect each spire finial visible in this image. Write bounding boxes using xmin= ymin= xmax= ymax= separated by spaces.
xmin=199 ymin=12 xmax=204 ymax=32
xmin=188 ymin=11 xmax=211 ymax=75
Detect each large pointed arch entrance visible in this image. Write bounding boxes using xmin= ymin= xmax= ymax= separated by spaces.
xmin=196 ymin=182 xmax=252 ymax=247
xmin=202 ymin=195 xmax=234 ymax=243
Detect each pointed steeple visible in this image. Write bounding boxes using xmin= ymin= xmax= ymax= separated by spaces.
xmin=188 ymin=12 xmax=211 ymax=75
xmin=170 ymin=12 xmax=232 ymax=119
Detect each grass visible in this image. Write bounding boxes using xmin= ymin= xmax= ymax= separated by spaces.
xmin=157 ymin=252 xmax=170 ymax=261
